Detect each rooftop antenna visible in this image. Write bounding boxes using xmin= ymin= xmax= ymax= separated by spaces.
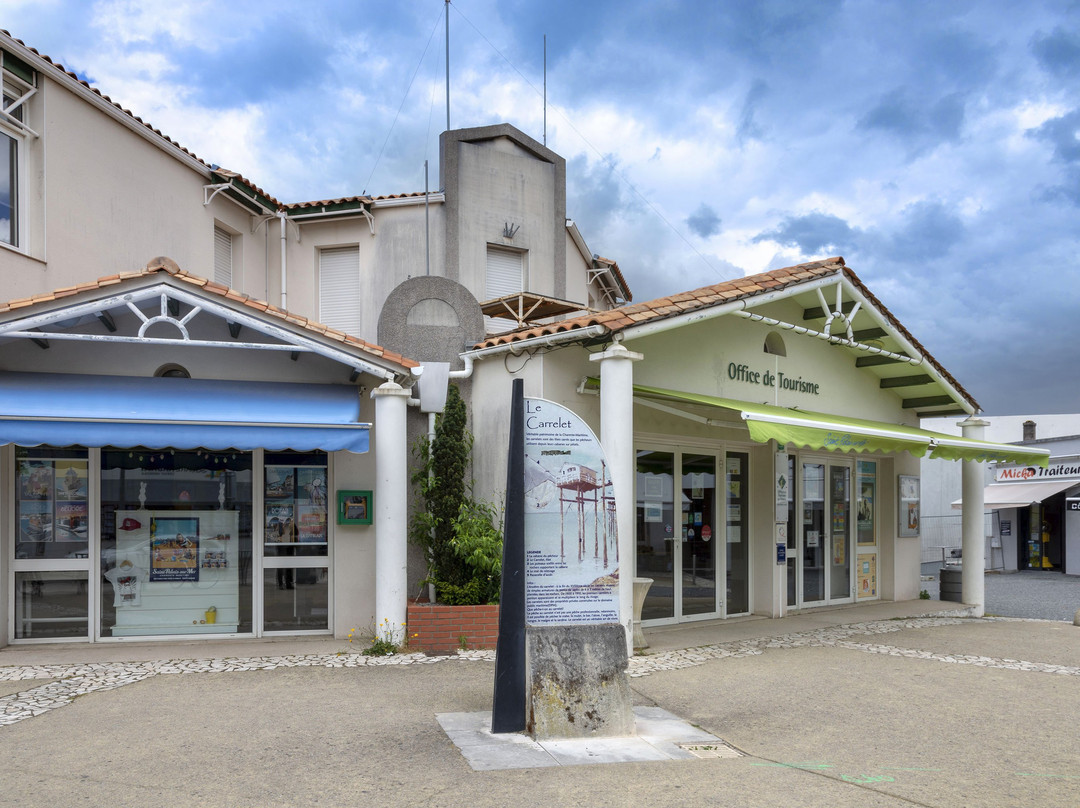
xmin=445 ymin=0 xmax=451 ymax=131
xmin=543 ymin=35 xmax=547 ymax=145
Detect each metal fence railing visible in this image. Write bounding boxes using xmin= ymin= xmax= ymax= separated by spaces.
xmin=919 ymin=513 xmax=997 ymax=570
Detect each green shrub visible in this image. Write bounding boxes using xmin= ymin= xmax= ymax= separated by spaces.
xmin=409 ymin=385 xmax=502 ymax=604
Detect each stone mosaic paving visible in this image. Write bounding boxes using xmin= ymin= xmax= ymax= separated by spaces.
xmin=2 ymin=617 xmax=1077 ymax=727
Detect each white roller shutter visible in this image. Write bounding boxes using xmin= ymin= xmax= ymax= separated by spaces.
xmin=486 ymin=246 xmax=524 ymax=298
xmin=319 ymin=245 xmax=361 ymax=335
xmin=485 ymin=246 xmax=524 ymax=334
xmin=214 ymin=226 xmax=233 ymax=287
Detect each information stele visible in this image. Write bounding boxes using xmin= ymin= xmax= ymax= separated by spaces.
xmin=523 ymin=397 xmax=619 ymax=626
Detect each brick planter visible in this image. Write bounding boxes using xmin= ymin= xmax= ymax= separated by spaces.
xmin=407 ymin=601 xmax=499 ymax=654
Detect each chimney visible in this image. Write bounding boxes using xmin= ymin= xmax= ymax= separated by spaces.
xmin=1022 ymin=420 xmax=1036 ymax=441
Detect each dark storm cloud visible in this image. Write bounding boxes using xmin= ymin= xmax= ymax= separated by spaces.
xmin=686 ymin=204 xmax=722 ymax=239
xmin=1031 ymin=25 xmax=1080 ymax=78
xmin=1028 ymin=109 xmax=1080 ymax=164
xmin=753 ymin=212 xmax=860 ymax=255
xmin=889 ymin=201 xmax=966 ymax=260
xmin=857 ymin=89 xmax=968 ymax=149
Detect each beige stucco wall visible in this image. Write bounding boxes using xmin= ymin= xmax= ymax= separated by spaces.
xmin=278 ymin=201 xmax=446 ymax=344
xmin=0 ymin=73 xmax=270 ymax=301
xmin=330 ymin=448 xmax=378 ymax=637
xmin=453 ymin=139 xmax=560 ymax=299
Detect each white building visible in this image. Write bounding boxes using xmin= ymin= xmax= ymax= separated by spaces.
xmin=0 ymin=30 xmax=1047 ymax=648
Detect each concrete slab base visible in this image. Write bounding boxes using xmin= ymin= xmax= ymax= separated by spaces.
xmin=437 ymin=706 xmax=738 ymax=771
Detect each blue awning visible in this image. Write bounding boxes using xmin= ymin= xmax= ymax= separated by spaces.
xmin=0 ymin=372 xmax=370 ymax=452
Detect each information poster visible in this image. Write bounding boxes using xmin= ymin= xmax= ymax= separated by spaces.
xmin=857 ymin=552 xmax=878 ymax=599
xmin=16 ymin=458 xmax=89 ymax=545
xmin=856 ymin=460 xmax=876 ymax=545
xmin=523 ymin=398 xmax=618 ymax=626
xmin=265 ymin=465 xmax=328 ymax=544
xmin=898 ymin=475 xmax=920 ymax=537
xmin=149 ymin=516 xmax=200 ymax=582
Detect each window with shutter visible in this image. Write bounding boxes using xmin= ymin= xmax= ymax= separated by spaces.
xmin=213 ymin=226 xmax=233 ymax=287
xmin=319 ymin=245 xmax=361 ymax=335
xmin=485 ymin=246 xmax=525 ymax=334
xmin=486 ymin=246 xmax=524 ymax=298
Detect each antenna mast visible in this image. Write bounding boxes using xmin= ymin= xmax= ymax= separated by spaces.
xmin=445 ymin=0 xmax=451 ymax=131
xmin=543 ymin=35 xmax=547 ymax=145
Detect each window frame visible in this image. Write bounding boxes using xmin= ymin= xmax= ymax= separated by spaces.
xmin=0 ymin=63 xmax=36 ymax=253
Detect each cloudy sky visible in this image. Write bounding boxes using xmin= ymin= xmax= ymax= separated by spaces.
xmin=6 ymin=0 xmax=1080 ymax=415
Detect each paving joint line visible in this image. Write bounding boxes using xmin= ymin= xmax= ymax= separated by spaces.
xmin=2 ymin=616 xmax=1076 ymax=726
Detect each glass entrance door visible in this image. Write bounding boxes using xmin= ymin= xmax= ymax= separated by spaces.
xmin=829 ymin=464 xmax=852 ymax=601
xmin=796 ymin=459 xmax=853 ymax=607
xmin=680 ymin=454 xmax=716 ymax=617
xmin=801 ymin=462 xmax=826 ymax=603
xmin=637 ymin=449 xmax=724 ymax=622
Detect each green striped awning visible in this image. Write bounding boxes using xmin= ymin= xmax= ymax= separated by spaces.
xmin=628 ymin=383 xmax=1050 ymax=467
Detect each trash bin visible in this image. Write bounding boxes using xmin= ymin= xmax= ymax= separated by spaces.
xmin=940 ymin=567 xmax=963 ymax=602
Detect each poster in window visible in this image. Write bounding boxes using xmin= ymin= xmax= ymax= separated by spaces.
xmin=298 ymin=505 xmax=328 ymax=542
xmin=265 ymin=467 xmax=295 ymax=500
xmin=298 ymin=468 xmax=328 ymax=507
xmin=832 ymin=530 xmax=846 ymax=566
xmin=149 ymin=517 xmax=200 ymax=582
xmin=831 ymin=502 xmax=846 ymax=534
xmin=898 ymin=475 xmax=920 ymax=537
xmin=856 ymin=460 xmax=876 ymax=544
xmin=857 ymin=553 xmax=877 ymax=599
xmin=265 ymin=504 xmax=295 ymax=541
xmin=19 ymin=460 xmax=53 ymax=500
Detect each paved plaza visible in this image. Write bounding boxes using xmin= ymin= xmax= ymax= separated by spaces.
xmin=1 ymin=597 xmax=1078 ymax=807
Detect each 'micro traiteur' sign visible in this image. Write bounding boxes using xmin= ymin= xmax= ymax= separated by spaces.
xmin=728 ymin=363 xmax=821 ymax=395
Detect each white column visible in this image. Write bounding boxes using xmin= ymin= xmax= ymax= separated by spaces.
xmin=959 ymin=417 xmax=989 ymax=617
xmin=372 ymin=381 xmax=411 ymax=643
xmin=590 ymin=343 xmax=643 ymax=654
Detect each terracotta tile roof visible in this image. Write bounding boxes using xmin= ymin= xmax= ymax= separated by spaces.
xmin=286 ymin=191 xmax=439 ymax=212
xmin=0 ymin=256 xmax=419 ymax=372
xmin=474 ymin=256 xmax=977 ymax=409
xmin=209 ymin=168 xmax=281 ymax=209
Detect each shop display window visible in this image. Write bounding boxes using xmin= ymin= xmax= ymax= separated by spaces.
xmin=15 ymin=449 xmax=89 ymax=561
xmin=263 ymin=567 xmax=329 ymax=631
xmin=14 ymin=570 xmax=89 ymax=640
xmin=264 ymin=452 xmax=328 ymax=559
xmin=99 ymin=449 xmax=253 ymax=637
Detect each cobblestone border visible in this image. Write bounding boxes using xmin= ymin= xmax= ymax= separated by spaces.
xmin=2 ymin=617 xmax=1076 ymax=727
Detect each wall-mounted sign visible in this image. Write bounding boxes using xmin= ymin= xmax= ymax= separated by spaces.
xmin=996 ymin=461 xmax=1080 ymax=482
xmin=775 ymin=450 xmax=789 ymax=522
xmin=727 ymin=363 xmax=821 ymax=396
xmin=1067 ymin=499 xmax=1080 ymax=511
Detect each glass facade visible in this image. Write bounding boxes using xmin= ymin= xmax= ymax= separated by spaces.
xmin=99 ymin=449 xmax=254 ymax=638
xmin=9 ymin=445 xmax=333 ymax=642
